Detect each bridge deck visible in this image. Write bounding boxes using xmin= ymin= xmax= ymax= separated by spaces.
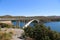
xmin=0 ymin=17 xmax=34 ymax=20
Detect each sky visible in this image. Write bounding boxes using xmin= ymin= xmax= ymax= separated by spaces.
xmin=0 ymin=0 xmax=60 ymax=16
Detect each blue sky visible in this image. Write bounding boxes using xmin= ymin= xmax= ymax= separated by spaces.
xmin=0 ymin=0 xmax=60 ymax=16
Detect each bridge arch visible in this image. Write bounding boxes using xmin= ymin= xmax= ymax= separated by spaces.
xmin=23 ymin=19 xmax=39 ymax=28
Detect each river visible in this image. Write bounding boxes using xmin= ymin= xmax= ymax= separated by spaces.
xmin=12 ymin=21 xmax=60 ymax=32
xmin=44 ymin=21 xmax=60 ymax=32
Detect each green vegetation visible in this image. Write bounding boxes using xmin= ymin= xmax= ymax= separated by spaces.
xmin=0 ymin=23 xmax=21 ymax=40
xmin=0 ymin=32 xmax=12 ymax=40
xmin=0 ymin=23 xmax=20 ymax=28
xmin=24 ymin=24 xmax=60 ymax=40
xmin=28 ymin=16 xmax=60 ymax=22
xmin=0 ymin=23 xmax=12 ymax=28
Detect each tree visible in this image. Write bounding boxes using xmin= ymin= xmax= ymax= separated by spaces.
xmin=24 ymin=24 xmax=60 ymax=40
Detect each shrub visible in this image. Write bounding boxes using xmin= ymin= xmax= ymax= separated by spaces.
xmin=0 ymin=32 xmax=12 ymax=40
xmin=24 ymin=24 xmax=60 ymax=40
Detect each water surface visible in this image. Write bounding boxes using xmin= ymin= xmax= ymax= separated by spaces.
xmin=12 ymin=21 xmax=60 ymax=32
xmin=44 ymin=21 xmax=60 ymax=32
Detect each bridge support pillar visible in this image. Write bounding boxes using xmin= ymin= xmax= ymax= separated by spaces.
xmin=16 ymin=20 xmax=19 ymax=28
xmin=24 ymin=20 xmax=25 ymax=25
xmin=19 ymin=20 xmax=20 ymax=27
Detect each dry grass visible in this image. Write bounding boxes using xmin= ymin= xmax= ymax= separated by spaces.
xmin=0 ymin=32 xmax=12 ymax=40
xmin=0 ymin=28 xmax=13 ymax=40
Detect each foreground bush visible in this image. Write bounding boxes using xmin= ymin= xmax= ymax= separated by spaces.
xmin=24 ymin=24 xmax=60 ymax=40
xmin=0 ymin=23 xmax=20 ymax=28
xmin=0 ymin=23 xmax=12 ymax=28
xmin=0 ymin=32 xmax=12 ymax=40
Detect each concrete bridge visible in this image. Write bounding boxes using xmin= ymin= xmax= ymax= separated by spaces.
xmin=0 ymin=15 xmax=40 ymax=27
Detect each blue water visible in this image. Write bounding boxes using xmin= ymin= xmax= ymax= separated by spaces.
xmin=12 ymin=21 xmax=60 ymax=32
xmin=44 ymin=21 xmax=60 ymax=32
xmin=12 ymin=21 xmax=34 ymax=27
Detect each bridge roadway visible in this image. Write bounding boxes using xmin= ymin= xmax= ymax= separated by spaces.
xmin=0 ymin=17 xmax=33 ymax=20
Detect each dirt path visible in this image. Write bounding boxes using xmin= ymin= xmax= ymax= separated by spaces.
xmin=11 ymin=29 xmax=25 ymax=40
